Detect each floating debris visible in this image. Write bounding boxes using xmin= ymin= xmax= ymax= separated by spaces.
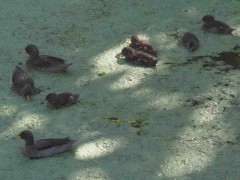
xmin=166 ymin=31 xmax=181 ymax=39
xmin=105 ymin=116 xmax=145 ymax=128
xmin=129 ymin=120 xmax=144 ymax=128
xmin=137 ymin=130 xmax=148 ymax=136
xmin=98 ymin=72 xmax=108 ymax=76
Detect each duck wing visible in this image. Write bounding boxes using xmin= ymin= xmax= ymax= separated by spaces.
xmin=31 ymin=55 xmax=73 ymax=72
xmin=135 ymin=51 xmax=158 ymax=67
xmin=215 ymin=21 xmax=232 ymax=32
xmin=35 ymin=137 xmax=76 ymax=150
xmin=37 ymin=55 xmax=67 ymax=68
xmin=57 ymin=93 xmax=74 ymax=106
xmin=204 ymin=21 xmax=233 ymax=34
xmin=130 ymin=41 xmax=157 ymax=56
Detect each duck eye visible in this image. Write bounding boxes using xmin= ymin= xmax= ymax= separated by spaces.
xmin=21 ymin=132 xmax=26 ymax=136
xmin=20 ymin=131 xmax=28 ymax=136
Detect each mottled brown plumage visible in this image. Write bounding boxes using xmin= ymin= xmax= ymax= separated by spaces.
xmin=25 ymin=44 xmax=72 ymax=73
xmin=201 ymin=15 xmax=234 ymax=35
xmin=129 ymin=35 xmax=158 ymax=56
xmin=121 ymin=47 xmax=158 ymax=67
xmin=45 ymin=92 xmax=79 ymax=109
xmin=11 ymin=66 xmax=39 ymax=99
xmin=179 ymin=32 xmax=199 ymax=52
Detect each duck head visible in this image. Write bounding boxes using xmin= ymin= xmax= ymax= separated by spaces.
xmin=45 ymin=93 xmax=58 ymax=104
xmin=16 ymin=130 xmax=34 ymax=146
xmin=202 ymin=15 xmax=215 ymax=23
xmin=25 ymin=44 xmax=39 ymax=59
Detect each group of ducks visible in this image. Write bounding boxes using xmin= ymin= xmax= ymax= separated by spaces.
xmin=13 ymin=15 xmax=235 ymax=159
xmin=12 ymin=44 xmax=80 ymax=107
xmin=120 ymin=35 xmax=158 ymax=67
xmin=179 ymin=15 xmax=234 ymax=52
xmin=13 ymin=45 xmax=79 ymax=159
xmin=119 ymin=15 xmax=235 ymax=66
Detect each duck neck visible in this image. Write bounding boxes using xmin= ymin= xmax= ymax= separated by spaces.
xmin=30 ymin=53 xmax=39 ymax=60
xmin=25 ymin=137 xmax=34 ymax=146
xmin=29 ymin=48 xmax=39 ymax=59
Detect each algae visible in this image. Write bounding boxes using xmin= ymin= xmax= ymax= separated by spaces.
xmin=1 ymin=0 xmax=240 ymax=180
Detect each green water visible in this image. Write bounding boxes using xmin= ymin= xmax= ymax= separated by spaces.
xmin=1 ymin=0 xmax=240 ymax=179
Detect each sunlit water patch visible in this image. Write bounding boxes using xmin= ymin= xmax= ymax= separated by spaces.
xmin=75 ymin=137 xmax=124 ymax=160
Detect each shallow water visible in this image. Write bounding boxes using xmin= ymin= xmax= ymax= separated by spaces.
xmin=1 ymin=0 xmax=240 ymax=179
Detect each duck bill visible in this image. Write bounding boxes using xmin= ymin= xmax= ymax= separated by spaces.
xmin=40 ymin=99 xmax=47 ymax=104
xmin=26 ymin=96 xmax=31 ymax=101
xmin=19 ymin=49 xmax=25 ymax=54
xmin=115 ymin=52 xmax=124 ymax=58
xmin=15 ymin=135 xmax=22 ymax=140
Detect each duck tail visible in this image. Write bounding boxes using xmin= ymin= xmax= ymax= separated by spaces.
xmin=65 ymin=137 xmax=78 ymax=144
xmin=73 ymin=94 xmax=80 ymax=100
xmin=61 ymin=63 xmax=73 ymax=72
xmin=230 ymin=28 xmax=236 ymax=35
xmin=66 ymin=63 xmax=73 ymax=67
xmin=69 ymin=94 xmax=80 ymax=104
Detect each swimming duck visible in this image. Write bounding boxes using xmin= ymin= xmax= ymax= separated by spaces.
xmin=179 ymin=32 xmax=199 ymax=52
xmin=121 ymin=47 xmax=158 ymax=67
xmin=44 ymin=92 xmax=79 ymax=109
xmin=25 ymin=44 xmax=72 ymax=73
xmin=16 ymin=130 xmax=77 ymax=159
xmin=200 ymin=15 xmax=234 ymax=34
xmin=11 ymin=66 xmax=40 ymax=100
xmin=129 ymin=35 xmax=158 ymax=56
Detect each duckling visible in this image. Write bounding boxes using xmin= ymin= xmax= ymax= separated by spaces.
xmin=25 ymin=44 xmax=72 ymax=73
xmin=121 ymin=47 xmax=158 ymax=67
xmin=200 ymin=15 xmax=235 ymax=34
xmin=11 ymin=66 xmax=40 ymax=100
xmin=179 ymin=32 xmax=199 ymax=52
xmin=44 ymin=92 xmax=79 ymax=109
xmin=129 ymin=35 xmax=158 ymax=56
xmin=16 ymin=130 xmax=77 ymax=159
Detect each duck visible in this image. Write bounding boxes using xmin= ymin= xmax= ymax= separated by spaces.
xmin=200 ymin=15 xmax=235 ymax=34
xmin=15 ymin=130 xmax=77 ymax=159
xmin=25 ymin=44 xmax=72 ymax=73
xmin=129 ymin=35 xmax=158 ymax=57
xmin=121 ymin=47 xmax=158 ymax=67
xmin=179 ymin=32 xmax=199 ymax=52
xmin=11 ymin=66 xmax=40 ymax=100
xmin=44 ymin=92 xmax=80 ymax=109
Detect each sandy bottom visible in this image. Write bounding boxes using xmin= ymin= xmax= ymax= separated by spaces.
xmin=1 ymin=0 xmax=240 ymax=179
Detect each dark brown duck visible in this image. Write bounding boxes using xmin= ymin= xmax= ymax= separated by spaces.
xmin=179 ymin=32 xmax=199 ymax=52
xmin=11 ymin=66 xmax=40 ymax=99
xmin=200 ymin=15 xmax=235 ymax=35
xmin=45 ymin=92 xmax=80 ymax=109
xmin=25 ymin=44 xmax=72 ymax=73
